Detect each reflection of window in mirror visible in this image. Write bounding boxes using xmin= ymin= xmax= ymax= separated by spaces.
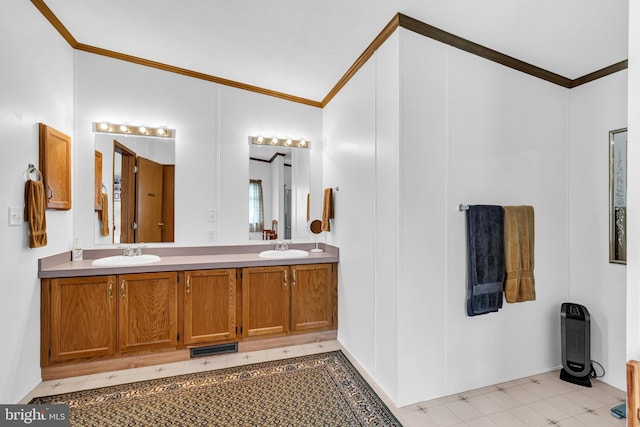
xmin=249 ymin=179 xmax=264 ymax=239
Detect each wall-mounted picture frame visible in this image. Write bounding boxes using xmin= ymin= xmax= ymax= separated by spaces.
xmin=609 ymin=127 xmax=627 ymax=264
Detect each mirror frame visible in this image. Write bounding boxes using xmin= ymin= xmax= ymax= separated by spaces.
xmin=609 ymin=127 xmax=627 ymax=264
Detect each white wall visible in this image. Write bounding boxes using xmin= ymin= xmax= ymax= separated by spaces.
xmin=323 ymin=26 xmax=606 ymax=406
xmin=0 ymin=1 xmax=74 ymax=403
xmin=323 ymin=52 xmax=377 ymax=376
xmin=75 ymin=53 xmax=322 ymax=248
xmin=568 ymin=71 xmax=628 ymax=390
xmin=443 ymin=43 xmax=571 ymax=398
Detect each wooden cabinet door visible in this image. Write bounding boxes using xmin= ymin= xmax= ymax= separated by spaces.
xmin=39 ymin=123 xmax=71 ymax=210
xmin=118 ymin=272 xmax=177 ymax=354
xmin=290 ymin=264 xmax=334 ymax=332
xmin=242 ymin=266 xmax=290 ymax=337
xmin=50 ymin=276 xmax=117 ymax=362
xmin=184 ymin=269 xmax=236 ymax=345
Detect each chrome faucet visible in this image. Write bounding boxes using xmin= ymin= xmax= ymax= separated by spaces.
xmin=274 ymin=241 xmax=289 ymax=251
xmin=122 ymin=246 xmax=143 ymax=256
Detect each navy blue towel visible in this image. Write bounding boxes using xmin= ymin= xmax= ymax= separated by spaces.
xmin=466 ymin=205 xmax=505 ymax=316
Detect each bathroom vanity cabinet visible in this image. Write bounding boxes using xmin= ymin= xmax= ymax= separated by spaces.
xmin=47 ymin=275 xmax=117 ymax=363
xmin=183 ymin=269 xmax=236 ymax=345
xmin=44 ymin=272 xmax=178 ymax=365
xmin=40 ymin=255 xmax=338 ymax=379
xmin=289 ymin=264 xmax=335 ymax=332
xmin=241 ymin=263 xmax=336 ymax=339
xmin=118 ymin=272 xmax=178 ymax=354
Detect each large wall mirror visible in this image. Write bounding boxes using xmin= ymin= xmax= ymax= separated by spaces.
xmin=249 ymin=141 xmax=309 ymax=241
xmin=95 ymin=132 xmax=175 ymax=244
xmin=609 ymin=127 xmax=627 ymax=264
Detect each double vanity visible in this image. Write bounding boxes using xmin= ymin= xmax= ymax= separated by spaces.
xmin=38 ymin=243 xmax=339 ymax=379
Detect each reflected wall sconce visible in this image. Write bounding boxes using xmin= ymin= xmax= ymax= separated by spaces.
xmin=250 ymin=135 xmax=310 ymax=149
xmin=92 ymin=122 xmax=174 ymax=138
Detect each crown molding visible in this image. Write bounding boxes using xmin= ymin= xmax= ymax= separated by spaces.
xmin=570 ymin=60 xmax=628 ymax=88
xmin=31 ymin=2 xmax=627 ymax=108
xmin=320 ymin=14 xmax=400 ymax=107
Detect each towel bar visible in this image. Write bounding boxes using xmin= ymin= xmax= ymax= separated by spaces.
xmin=458 ymin=204 xmax=469 ymax=211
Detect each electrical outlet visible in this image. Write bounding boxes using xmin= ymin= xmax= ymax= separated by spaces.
xmin=208 ymin=209 xmax=217 ymax=222
xmin=208 ymin=229 xmax=217 ymax=242
xmin=8 ymin=206 xmax=22 ymax=226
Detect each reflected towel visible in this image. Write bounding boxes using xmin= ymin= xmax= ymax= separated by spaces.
xmin=321 ymin=188 xmax=334 ymax=232
xmin=306 ymin=193 xmax=310 ymax=222
xmin=24 ymin=179 xmax=47 ymax=248
xmin=98 ymin=192 xmax=110 ymax=237
xmin=466 ymin=205 xmax=504 ymax=316
xmin=503 ymin=206 xmax=535 ymax=303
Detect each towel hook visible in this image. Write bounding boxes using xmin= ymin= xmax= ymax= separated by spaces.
xmin=101 ymin=183 xmax=108 ymax=194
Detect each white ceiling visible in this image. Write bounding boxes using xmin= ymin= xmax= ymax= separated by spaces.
xmin=43 ymin=0 xmax=628 ymax=103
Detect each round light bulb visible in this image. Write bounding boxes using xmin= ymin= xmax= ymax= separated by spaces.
xmin=138 ymin=126 xmax=147 ymax=134
xmin=156 ymin=128 xmax=166 ymax=136
xmin=99 ymin=123 xmax=109 ymax=131
xmin=120 ymin=125 xmax=129 ymax=133
xmin=257 ymin=136 xmax=264 ymax=144
xmin=286 ymin=139 xmax=292 ymax=146
xmin=271 ymin=138 xmax=278 ymax=145
xmin=299 ymin=139 xmax=307 ymax=147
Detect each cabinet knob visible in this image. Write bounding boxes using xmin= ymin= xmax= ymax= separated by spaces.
xmin=108 ymin=281 xmax=113 ymax=298
xmin=120 ymin=280 xmax=125 ymax=297
xmin=284 ymin=270 xmax=288 ymax=287
xmin=292 ymin=269 xmax=296 ymax=287
xmin=186 ymin=275 xmax=191 ymax=294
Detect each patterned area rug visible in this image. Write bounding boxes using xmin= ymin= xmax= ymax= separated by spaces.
xmin=31 ymin=350 xmax=402 ymax=426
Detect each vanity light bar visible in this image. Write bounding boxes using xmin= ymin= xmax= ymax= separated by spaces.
xmin=250 ymin=135 xmax=310 ymax=149
xmin=92 ymin=122 xmax=174 ymax=138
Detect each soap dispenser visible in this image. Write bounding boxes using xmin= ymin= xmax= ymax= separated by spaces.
xmin=72 ymin=238 xmax=83 ymax=261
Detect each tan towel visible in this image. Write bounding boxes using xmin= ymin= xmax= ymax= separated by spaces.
xmin=503 ymin=205 xmax=535 ymax=303
xmin=98 ymin=192 xmax=109 ymax=236
xmin=24 ymin=179 xmax=47 ymax=248
xmin=306 ymin=193 xmax=310 ymax=222
xmin=321 ymin=188 xmax=334 ymax=231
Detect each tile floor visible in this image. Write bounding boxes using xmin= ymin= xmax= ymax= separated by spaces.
xmin=22 ymin=341 xmax=627 ymax=427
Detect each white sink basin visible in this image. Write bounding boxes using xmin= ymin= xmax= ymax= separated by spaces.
xmin=91 ymin=254 xmax=162 ymax=267
xmin=258 ymin=249 xmax=309 ymax=259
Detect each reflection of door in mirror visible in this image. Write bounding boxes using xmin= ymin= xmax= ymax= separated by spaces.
xmin=136 ymin=157 xmax=164 ymax=242
xmin=112 ymin=140 xmax=175 ymax=244
xmin=113 ymin=141 xmax=136 ymax=244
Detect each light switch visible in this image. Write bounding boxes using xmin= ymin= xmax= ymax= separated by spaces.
xmin=208 ymin=229 xmax=217 ymax=242
xmin=8 ymin=206 xmax=22 ymax=226
xmin=208 ymin=209 xmax=217 ymax=222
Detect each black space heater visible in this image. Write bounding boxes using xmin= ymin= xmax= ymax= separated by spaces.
xmin=560 ymin=302 xmax=592 ymax=387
